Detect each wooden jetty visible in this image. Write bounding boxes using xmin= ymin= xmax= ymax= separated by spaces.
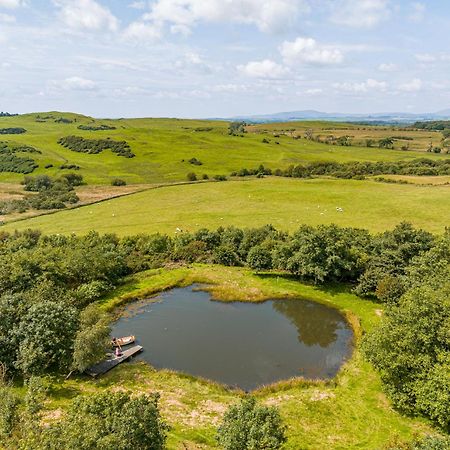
xmin=85 ymin=345 xmax=143 ymax=378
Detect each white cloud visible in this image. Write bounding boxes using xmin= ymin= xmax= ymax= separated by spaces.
xmin=399 ymin=78 xmax=423 ymax=92
xmin=238 ymin=59 xmax=288 ymax=79
xmin=408 ymin=2 xmax=425 ymax=23
xmin=0 ymin=12 xmax=15 ymax=22
xmin=123 ymin=21 xmax=161 ymax=41
xmin=334 ymin=78 xmax=387 ymax=93
xmin=131 ymin=0 xmax=308 ymax=36
xmin=53 ymin=0 xmax=119 ymax=32
xmin=305 ymin=88 xmax=323 ymax=95
xmin=331 ymin=0 xmax=390 ymax=28
xmin=280 ymin=37 xmax=343 ymax=66
xmin=129 ymin=1 xmax=147 ymax=9
xmin=378 ymin=63 xmax=397 ymax=72
xmin=415 ymin=53 xmax=450 ymax=63
xmin=211 ymin=84 xmax=249 ymax=93
xmin=51 ymin=76 xmax=98 ymax=91
xmin=0 ymin=0 xmax=23 ymax=8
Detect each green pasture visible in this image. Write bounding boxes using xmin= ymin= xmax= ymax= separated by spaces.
xmin=0 ymin=112 xmax=446 ymax=185
xmin=4 ymin=177 xmax=449 ymax=235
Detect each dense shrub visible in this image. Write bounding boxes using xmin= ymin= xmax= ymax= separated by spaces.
xmin=217 ymin=397 xmax=287 ymax=450
xmin=232 ymin=159 xmax=450 ymax=180
xmin=188 ymin=157 xmax=203 ymax=165
xmin=77 ymin=124 xmax=116 ymax=131
xmin=58 ymin=135 xmax=134 ymax=158
xmin=0 ymin=174 xmax=82 ymax=215
xmin=111 ymin=178 xmax=127 ymax=186
xmin=0 ymin=154 xmax=37 ymax=174
xmin=0 ymin=128 xmax=26 ymax=134
xmin=229 ymin=121 xmax=246 ymax=136
xmin=187 ymin=172 xmax=197 ymax=181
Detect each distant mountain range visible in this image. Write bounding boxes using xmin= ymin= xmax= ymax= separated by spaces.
xmin=224 ymin=109 xmax=450 ymax=124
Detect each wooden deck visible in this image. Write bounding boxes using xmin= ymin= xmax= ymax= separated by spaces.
xmin=85 ymin=345 xmax=143 ymax=378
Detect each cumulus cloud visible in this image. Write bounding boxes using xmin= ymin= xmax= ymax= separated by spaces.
xmin=50 ymin=76 xmax=98 ymax=91
xmin=53 ymin=0 xmax=119 ymax=32
xmin=238 ymin=59 xmax=288 ymax=79
xmin=399 ymin=78 xmax=422 ymax=92
xmin=128 ymin=0 xmax=308 ymax=37
xmin=378 ymin=63 xmax=397 ymax=72
xmin=331 ymin=0 xmax=390 ymax=28
xmin=280 ymin=37 xmax=343 ymax=66
xmin=123 ymin=21 xmax=161 ymax=41
xmin=0 ymin=0 xmax=24 ymax=8
xmin=334 ymin=78 xmax=387 ymax=93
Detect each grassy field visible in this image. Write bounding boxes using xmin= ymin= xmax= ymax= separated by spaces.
xmin=0 ymin=112 xmax=447 ymax=186
xmin=37 ymin=265 xmax=436 ymax=450
xmin=4 ymin=176 xmax=449 ymax=235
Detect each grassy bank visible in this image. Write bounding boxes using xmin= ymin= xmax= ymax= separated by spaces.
xmin=4 ymin=176 xmax=449 ymax=235
xmin=38 ymin=265 xmax=435 ymax=449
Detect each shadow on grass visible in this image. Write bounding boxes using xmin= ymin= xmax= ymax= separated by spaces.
xmin=254 ymin=272 xmax=357 ymax=297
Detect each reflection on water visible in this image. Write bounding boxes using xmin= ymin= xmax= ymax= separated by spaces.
xmin=112 ymin=285 xmax=353 ymax=390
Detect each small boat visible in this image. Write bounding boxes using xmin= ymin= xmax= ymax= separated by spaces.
xmin=112 ymin=335 xmax=135 ymax=347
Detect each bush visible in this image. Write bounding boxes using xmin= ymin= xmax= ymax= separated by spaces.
xmin=188 ymin=157 xmax=203 ymax=166
xmin=213 ymin=245 xmax=240 ymax=266
xmin=187 ymin=172 xmax=197 ymax=181
xmin=0 ymin=128 xmax=26 ymax=134
xmin=213 ymin=174 xmax=227 ymax=181
xmin=217 ymin=397 xmax=287 ymax=450
xmin=111 ymin=178 xmax=127 ymax=186
xmin=58 ymin=135 xmax=134 ymax=158
xmin=247 ymin=245 xmax=273 ymax=271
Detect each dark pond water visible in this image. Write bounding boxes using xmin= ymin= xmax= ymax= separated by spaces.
xmin=112 ymin=285 xmax=353 ymax=390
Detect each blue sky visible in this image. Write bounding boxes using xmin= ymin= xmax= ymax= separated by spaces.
xmin=0 ymin=0 xmax=449 ymax=118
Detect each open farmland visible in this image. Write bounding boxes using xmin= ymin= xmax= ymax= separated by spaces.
xmin=4 ymin=176 xmax=449 ymax=235
xmin=0 ymin=113 xmax=447 ymax=186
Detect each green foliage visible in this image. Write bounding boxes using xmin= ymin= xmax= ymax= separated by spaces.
xmin=0 ymin=384 xmax=19 ymax=439
xmin=58 ymin=135 xmax=134 ymax=158
xmin=247 ymin=245 xmax=273 ymax=271
xmin=0 ymin=174 xmax=82 ymax=216
xmin=413 ymin=120 xmax=450 ymax=131
xmin=111 ymin=178 xmax=127 ymax=186
xmin=229 ymin=121 xmax=246 ymax=136
xmin=77 ymin=124 xmax=116 ymax=131
xmin=236 ymin=159 xmax=450 ymax=180
xmin=187 ymin=172 xmax=197 ymax=181
xmin=217 ymin=397 xmax=287 ymax=450
xmin=188 ymin=157 xmax=203 ymax=165
xmin=385 ymin=435 xmax=450 ymax=449
xmin=38 ymin=392 xmax=168 ymax=450
xmin=72 ymin=305 xmax=111 ymax=373
xmin=15 ymin=301 xmax=79 ymax=375
xmin=363 ymin=284 xmax=450 ymax=429
xmin=0 ymin=127 xmax=26 ymax=134
xmin=0 ymin=153 xmax=37 ymax=174
xmin=214 ymin=245 xmax=241 ymax=266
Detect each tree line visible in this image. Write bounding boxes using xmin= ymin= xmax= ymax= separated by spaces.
xmin=0 ymin=222 xmax=448 ymax=434
xmin=231 ymin=158 xmax=450 ymax=180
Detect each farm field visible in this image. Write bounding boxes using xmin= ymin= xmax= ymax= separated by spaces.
xmin=3 ymin=176 xmax=449 ymax=235
xmin=0 ymin=113 xmax=447 ymax=186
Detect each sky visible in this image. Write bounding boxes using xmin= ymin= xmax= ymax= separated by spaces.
xmin=0 ymin=0 xmax=449 ymax=118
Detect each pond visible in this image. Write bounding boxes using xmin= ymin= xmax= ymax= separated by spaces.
xmin=111 ymin=285 xmax=354 ymax=391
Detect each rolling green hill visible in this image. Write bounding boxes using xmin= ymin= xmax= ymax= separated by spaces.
xmin=0 ymin=112 xmax=446 ymax=185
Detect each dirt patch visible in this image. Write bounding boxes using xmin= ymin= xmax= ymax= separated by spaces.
xmin=309 ymin=390 xmax=336 ymax=401
xmin=264 ymin=394 xmax=294 ymax=406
